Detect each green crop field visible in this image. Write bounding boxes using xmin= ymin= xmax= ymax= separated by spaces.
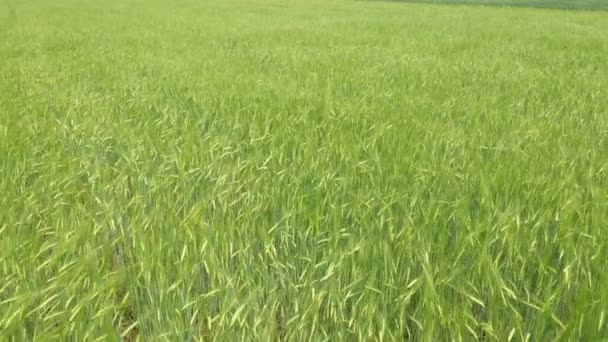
xmin=382 ymin=0 xmax=608 ymax=11
xmin=1 ymin=0 xmax=607 ymax=340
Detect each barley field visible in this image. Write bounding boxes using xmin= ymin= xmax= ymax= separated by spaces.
xmin=1 ymin=0 xmax=607 ymax=340
xmin=385 ymin=0 xmax=608 ymax=11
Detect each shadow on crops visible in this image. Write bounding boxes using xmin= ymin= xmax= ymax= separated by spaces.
xmin=369 ymin=0 xmax=608 ymax=11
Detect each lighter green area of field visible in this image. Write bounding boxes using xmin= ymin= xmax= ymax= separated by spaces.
xmin=1 ymin=0 xmax=607 ymax=340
